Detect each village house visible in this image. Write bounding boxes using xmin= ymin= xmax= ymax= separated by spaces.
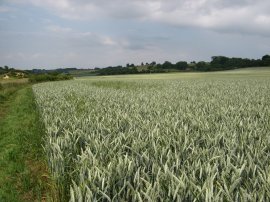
xmin=16 ymin=72 xmax=25 ymax=78
xmin=3 ymin=74 xmax=10 ymax=79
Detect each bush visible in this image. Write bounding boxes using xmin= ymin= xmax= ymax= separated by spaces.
xmin=29 ymin=73 xmax=73 ymax=83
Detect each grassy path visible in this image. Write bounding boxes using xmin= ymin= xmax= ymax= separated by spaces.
xmin=0 ymin=86 xmax=54 ymax=201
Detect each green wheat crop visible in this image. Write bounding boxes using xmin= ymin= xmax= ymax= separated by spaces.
xmin=33 ymin=78 xmax=270 ymax=201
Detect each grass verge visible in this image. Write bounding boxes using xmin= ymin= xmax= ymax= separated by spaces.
xmin=0 ymin=86 xmax=56 ymax=201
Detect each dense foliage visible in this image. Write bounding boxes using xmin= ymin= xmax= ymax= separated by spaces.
xmin=0 ymin=66 xmax=28 ymax=78
xmin=2 ymin=54 xmax=270 ymax=77
xmin=29 ymin=73 xmax=73 ymax=83
xmin=33 ymin=77 xmax=270 ymax=201
xmin=96 ymin=54 xmax=270 ymax=75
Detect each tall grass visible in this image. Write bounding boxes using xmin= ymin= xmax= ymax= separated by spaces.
xmin=0 ymin=81 xmax=28 ymax=104
xmin=0 ymin=87 xmax=55 ymax=201
xmin=33 ymin=78 xmax=270 ymax=201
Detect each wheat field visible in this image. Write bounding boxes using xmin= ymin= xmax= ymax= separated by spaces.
xmin=33 ymin=71 xmax=270 ymax=201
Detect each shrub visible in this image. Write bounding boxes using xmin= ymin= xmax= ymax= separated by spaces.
xmin=29 ymin=73 xmax=73 ymax=83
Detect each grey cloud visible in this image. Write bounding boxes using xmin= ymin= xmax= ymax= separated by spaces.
xmin=2 ymin=0 xmax=270 ymax=69
xmin=7 ymin=0 xmax=270 ymax=36
xmin=149 ymin=0 xmax=270 ymax=36
xmin=0 ymin=6 xmax=13 ymax=13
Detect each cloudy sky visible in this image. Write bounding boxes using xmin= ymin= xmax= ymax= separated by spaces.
xmin=0 ymin=0 xmax=270 ymax=69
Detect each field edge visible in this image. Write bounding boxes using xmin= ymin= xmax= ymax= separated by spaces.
xmin=0 ymin=86 xmax=57 ymax=201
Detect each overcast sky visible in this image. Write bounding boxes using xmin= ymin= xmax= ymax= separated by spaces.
xmin=0 ymin=0 xmax=270 ymax=69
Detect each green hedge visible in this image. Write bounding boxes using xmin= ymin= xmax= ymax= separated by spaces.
xmin=29 ymin=74 xmax=73 ymax=83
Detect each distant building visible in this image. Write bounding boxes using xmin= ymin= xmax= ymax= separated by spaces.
xmin=16 ymin=72 xmax=25 ymax=78
xmin=3 ymin=74 xmax=10 ymax=79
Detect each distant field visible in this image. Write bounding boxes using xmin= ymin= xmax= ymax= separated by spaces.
xmin=69 ymin=69 xmax=96 ymax=77
xmin=33 ymin=67 xmax=270 ymax=201
xmin=75 ymin=66 xmax=270 ymax=81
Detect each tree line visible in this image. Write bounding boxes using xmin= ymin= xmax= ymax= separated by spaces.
xmin=1 ymin=54 xmax=270 ymax=77
xmin=0 ymin=66 xmax=27 ymax=77
xmin=97 ymin=55 xmax=270 ymax=75
xmin=0 ymin=66 xmax=73 ymax=82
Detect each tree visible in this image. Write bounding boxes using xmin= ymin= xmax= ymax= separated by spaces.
xmin=196 ymin=61 xmax=210 ymax=71
xmin=162 ymin=61 xmax=173 ymax=69
xmin=175 ymin=61 xmax=188 ymax=70
xmin=156 ymin=64 xmax=162 ymax=69
xmin=262 ymin=55 xmax=270 ymax=66
xmin=210 ymin=56 xmax=229 ymax=69
xmin=262 ymin=54 xmax=270 ymax=60
xmin=150 ymin=61 xmax=156 ymax=66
